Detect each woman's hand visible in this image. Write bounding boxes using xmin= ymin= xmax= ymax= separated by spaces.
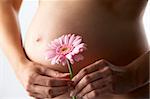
xmin=16 ymin=59 xmax=73 ymax=99
xmin=70 ymin=51 xmax=150 ymax=99
xmin=70 ymin=59 xmax=113 ymax=99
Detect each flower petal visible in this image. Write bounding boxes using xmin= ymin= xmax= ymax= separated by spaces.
xmin=61 ymin=60 xmax=67 ymax=66
xmin=69 ymin=34 xmax=75 ymax=45
xmin=73 ymin=54 xmax=84 ymax=62
xmin=45 ymin=34 xmax=86 ymax=66
xmin=64 ymin=35 xmax=69 ymax=45
xmin=66 ymin=53 xmax=73 ymax=60
xmin=45 ymin=50 xmax=56 ymax=59
xmin=72 ymin=38 xmax=82 ymax=47
xmin=57 ymin=55 xmax=65 ymax=63
xmin=51 ymin=56 xmax=58 ymax=65
xmin=73 ymin=35 xmax=82 ymax=43
xmin=59 ymin=35 xmax=65 ymax=45
xmin=49 ymin=39 xmax=61 ymax=49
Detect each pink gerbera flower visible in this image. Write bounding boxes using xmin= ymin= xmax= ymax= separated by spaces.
xmin=45 ymin=34 xmax=87 ymax=66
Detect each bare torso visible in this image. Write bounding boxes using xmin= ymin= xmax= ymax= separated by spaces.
xmin=24 ymin=0 xmax=149 ymax=98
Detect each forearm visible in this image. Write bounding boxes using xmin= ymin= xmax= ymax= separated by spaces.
xmin=112 ymin=51 xmax=149 ymax=94
xmin=127 ymin=51 xmax=149 ymax=91
xmin=0 ymin=1 xmax=26 ymax=70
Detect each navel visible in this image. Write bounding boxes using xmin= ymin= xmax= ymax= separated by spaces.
xmin=36 ymin=37 xmax=42 ymax=42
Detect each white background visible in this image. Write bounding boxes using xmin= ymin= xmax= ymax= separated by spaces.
xmin=0 ymin=1 xmax=150 ymax=98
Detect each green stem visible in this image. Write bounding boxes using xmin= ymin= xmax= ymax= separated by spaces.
xmin=66 ymin=59 xmax=77 ymax=99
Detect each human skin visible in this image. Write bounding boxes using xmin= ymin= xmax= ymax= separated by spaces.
xmin=0 ymin=0 xmax=149 ymax=99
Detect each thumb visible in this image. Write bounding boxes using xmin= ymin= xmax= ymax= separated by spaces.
xmin=42 ymin=67 xmax=70 ymax=78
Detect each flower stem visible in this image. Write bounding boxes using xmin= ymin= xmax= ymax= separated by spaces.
xmin=66 ymin=59 xmax=77 ymax=99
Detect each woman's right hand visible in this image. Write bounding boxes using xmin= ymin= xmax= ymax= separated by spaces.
xmin=15 ymin=59 xmax=73 ymax=99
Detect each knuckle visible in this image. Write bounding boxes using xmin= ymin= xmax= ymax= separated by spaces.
xmin=105 ymin=69 xmax=111 ymax=75
xmin=48 ymin=78 xmax=53 ymax=86
xmin=101 ymin=59 xmax=106 ymax=62
xmin=84 ymin=75 xmax=91 ymax=83
xmin=48 ymin=87 xmax=52 ymax=94
xmin=92 ymin=90 xmax=99 ymax=98
xmin=82 ymin=68 xmax=88 ymax=75
xmin=54 ymin=71 xmax=60 ymax=77
xmin=49 ymin=88 xmax=52 ymax=93
xmin=84 ymin=95 xmax=89 ymax=99
xmin=28 ymin=73 xmax=38 ymax=83
xmin=40 ymin=66 xmax=47 ymax=74
xmin=28 ymin=92 xmax=33 ymax=96
xmin=47 ymin=88 xmax=55 ymax=98
xmin=25 ymin=83 xmax=31 ymax=92
xmin=88 ymin=83 xmax=95 ymax=90
xmin=27 ymin=76 xmax=32 ymax=84
xmin=28 ymin=92 xmax=33 ymax=97
xmin=28 ymin=93 xmax=32 ymax=97
xmin=100 ymin=59 xmax=107 ymax=65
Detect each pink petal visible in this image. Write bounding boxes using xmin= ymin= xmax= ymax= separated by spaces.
xmin=51 ymin=55 xmax=59 ymax=65
xmin=72 ymin=43 xmax=87 ymax=54
xmin=49 ymin=43 xmax=57 ymax=49
xmin=67 ymin=34 xmax=71 ymax=38
xmin=49 ymin=39 xmax=61 ymax=49
xmin=45 ymin=50 xmax=56 ymax=59
xmin=56 ymin=55 xmax=65 ymax=64
xmin=66 ymin=53 xmax=73 ymax=60
xmin=69 ymin=34 xmax=75 ymax=45
xmin=73 ymin=35 xmax=82 ymax=43
xmin=64 ymin=35 xmax=69 ymax=45
xmin=45 ymin=34 xmax=86 ymax=66
xmin=51 ymin=59 xmax=56 ymax=65
xmin=72 ymin=48 xmax=80 ymax=54
xmin=70 ymin=59 xmax=74 ymax=64
xmin=73 ymin=54 xmax=84 ymax=62
xmin=61 ymin=60 xmax=67 ymax=66
xmin=53 ymin=39 xmax=61 ymax=47
xmin=72 ymin=39 xmax=82 ymax=47
xmin=59 ymin=35 xmax=65 ymax=45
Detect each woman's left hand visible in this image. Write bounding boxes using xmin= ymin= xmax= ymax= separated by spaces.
xmin=70 ymin=59 xmax=113 ymax=99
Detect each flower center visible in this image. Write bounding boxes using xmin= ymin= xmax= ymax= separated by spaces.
xmin=61 ymin=47 xmax=68 ymax=52
xmin=57 ymin=45 xmax=73 ymax=55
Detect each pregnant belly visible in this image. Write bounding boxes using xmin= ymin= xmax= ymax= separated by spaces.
xmin=24 ymin=30 xmax=148 ymax=99
xmin=24 ymin=4 xmax=148 ymax=99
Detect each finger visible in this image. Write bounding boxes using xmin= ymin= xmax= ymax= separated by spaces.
xmin=83 ymin=85 xmax=111 ymax=99
xmin=28 ymin=85 xmax=48 ymax=98
xmin=49 ymin=86 xmax=70 ymax=98
xmin=71 ymin=67 xmax=111 ymax=96
xmin=29 ymin=92 xmax=44 ymax=99
xmin=77 ymin=76 xmax=112 ymax=97
xmin=40 ymin=67 xmax=70 ymax=78
xmin=72 ymin=59 xmax=108 ymax=86
xmin=31 ymin=74 xmax=73 ymax=87
xmin=34 ymin=97 xmax=49 ymax=99
xmin=27 ymin=84 xmax=70 ymax=98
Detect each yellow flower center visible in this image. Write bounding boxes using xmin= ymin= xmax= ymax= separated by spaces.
xmin=61 ymin=47 xmax=69 ymax=52
xmin=57 ymin=45 xmax=73 ymax=55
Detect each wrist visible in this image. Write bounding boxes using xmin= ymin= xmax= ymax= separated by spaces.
xmin=108 ymin=63 xmax=134 ymax=94
xmin=11 ymin=55 xmax=30 ymax=72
